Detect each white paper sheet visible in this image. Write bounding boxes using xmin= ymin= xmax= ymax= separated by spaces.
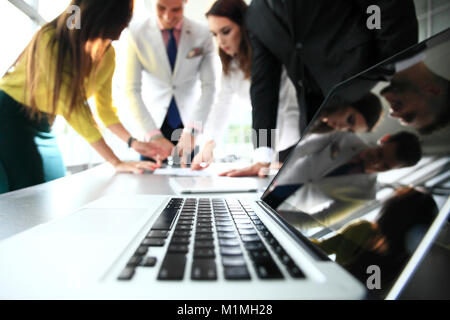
xmin=153 ymin=167 xmax=213 ymax=177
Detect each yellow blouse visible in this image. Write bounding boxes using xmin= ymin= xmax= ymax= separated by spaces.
xmin=0 ymin=29 xmax=120 ymax=143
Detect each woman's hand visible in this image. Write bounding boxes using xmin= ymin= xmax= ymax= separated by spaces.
xmin=191 ymin=141 xmax=216 ymax=170
xmin=257 ymin=161 xmax=283 ymax=177
xmin=113 ymin=160 xmax=161 ymax=174
xmin=219 ymin=162 xmax=270 ymax=177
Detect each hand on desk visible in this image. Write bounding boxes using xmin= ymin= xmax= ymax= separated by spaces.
xmin=191 ymin=141 xmax=216 ymax=170
xmin=219 ymin=162 xmax=270 ymax=178
xmin=114 ymin=160 xmax=161 ymax=174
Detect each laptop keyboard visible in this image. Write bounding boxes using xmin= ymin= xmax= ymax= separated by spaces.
xmin=118 ymin=198 xmax=305 ymax=281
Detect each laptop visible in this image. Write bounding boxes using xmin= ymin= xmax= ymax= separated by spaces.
xmin=0 ymin=29 xmax=449 ymax=300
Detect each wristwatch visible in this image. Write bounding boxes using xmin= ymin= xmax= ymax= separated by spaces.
xmin=127 ymin=136 xmax=136 ymax=148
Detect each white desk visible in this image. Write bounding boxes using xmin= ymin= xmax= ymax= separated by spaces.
xmin=0 ymin=164 xmax=448 ymax=299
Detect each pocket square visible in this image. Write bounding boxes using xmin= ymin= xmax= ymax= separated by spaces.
xmin=187 ymin=47 xmax=204 ymax=59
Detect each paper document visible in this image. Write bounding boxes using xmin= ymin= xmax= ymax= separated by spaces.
xmin=153 ymin=167 xmax=213 ymax=177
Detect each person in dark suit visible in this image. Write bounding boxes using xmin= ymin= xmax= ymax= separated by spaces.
xmin=229 ymin=0 xmax=418 ymax=177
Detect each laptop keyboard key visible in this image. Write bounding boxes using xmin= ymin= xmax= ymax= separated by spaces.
xmin=195 ymin=240 xmax=215 ymax=249
xmin=218 ymin=238 xmax=240 ymax=247
xmin=222 ymin=256 xmax=246 ymax=267
xmin=224 ymin=266 xmax=251 ymax=280
xmin=158 ymin=254 xmax=186 ymax=280
xmin=243 ymin=241 xmax=266 ymax=251
xmin=216 ymin=226 xmax=235 ymax=232
xmin=194 ymin=249 xmax=215 ymax=259
xmin=147 ymin=230 xmax=169 ymax=238
xmin=118 ymin=267 xmax=135 ymax=281
xmin=142 ymin=238 xmax=165 ymax=247
xmin=240 ymin=234 xmax=261 ymax=242
xmin=191 ymin=259 xmax=217 ymax=280
xmin=168 ymin=244 xmax=189 ymax=254
xmin=174 ymin=230 xmax=191 ymax=237
xmin=140 ymin=257 xmax=157 ymax=267
xmin=127 ymin=256 xmax=143 ymax=267
xmin=238 ymin=229 xmax=258 ymax=236
xmin=217 ymin=232 xmax=237 ymax=239
xmin=151 ymin=208 xmax=179 ymax=231
xmin=195 ymin=233 xmax=214 ymax=241
xmin=196 ymin=227 xmax=213 ymax=234
xmin=134 ymin=246 xmax=148 ymax=256
xmin=286 ymin=260 xmax=305 ymax=279
xmin=170 ymin=237 xmax=190 ymax=245
xmin=254 ymin=259 xmax=284 ymax=279
xmin=220 ymin=246 xmax=243 ymax=256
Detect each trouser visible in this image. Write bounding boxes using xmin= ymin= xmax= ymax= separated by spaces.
xmin=0 ymin=90 xmax=66 ymax=194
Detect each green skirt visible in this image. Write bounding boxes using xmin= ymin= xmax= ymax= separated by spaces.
xmin=0 ymin=90 xmax=66 ymax=194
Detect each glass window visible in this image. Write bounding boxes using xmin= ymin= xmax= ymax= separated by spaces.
xmin=0 ymin=1 xmax=37 ymax=75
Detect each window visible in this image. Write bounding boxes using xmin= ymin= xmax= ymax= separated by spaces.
xmin=414 ymin=0 xmax=450 ymax=40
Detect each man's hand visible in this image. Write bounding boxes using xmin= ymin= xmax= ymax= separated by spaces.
xmin=175 ymin=132 xmax=196 ymax=168
xmin=131 ymin=140 xmax=170 ymax=161
xmin=219 ymin=162 xmax=270 ymax=177
xmin=191 ymin=141 xmax=216 ymax=170
xmin=147 ymin=136 xmax=174 ymax=160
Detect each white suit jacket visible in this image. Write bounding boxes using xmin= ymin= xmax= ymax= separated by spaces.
xmin=125 ymin=17 xmax=217 ymax=137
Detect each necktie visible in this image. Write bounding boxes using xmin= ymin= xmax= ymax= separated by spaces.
xmin=166 ymin=29 xmax=182 ymax=129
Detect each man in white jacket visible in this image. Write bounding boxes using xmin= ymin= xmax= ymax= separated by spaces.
xmin=126 ymin=0 xmax=216 ymax=162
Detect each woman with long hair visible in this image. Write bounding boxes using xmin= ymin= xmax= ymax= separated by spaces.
xmin=0 ymin=0 xmax=167 ymax=194
xmin=191 ymin=0 xmax=300 ymax=173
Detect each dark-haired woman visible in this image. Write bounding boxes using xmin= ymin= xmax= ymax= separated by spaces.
xmin=0 ymin=0 xmax=166 ymax=194
xmin=311 ymin=93 xmax=383 ymax=134
xmin=191 ymin=0 xmax=300 ymax=173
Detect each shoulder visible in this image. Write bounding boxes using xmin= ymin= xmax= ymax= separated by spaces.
xmin=183 ymin=18 xmax=211 ymax=38
xmin=128 ymin=17 xmax=154 ymax=39
xmin=97 ymin=45 xmax=116 ymax=76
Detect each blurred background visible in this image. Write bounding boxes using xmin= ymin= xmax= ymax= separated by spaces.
xmin=0 ymin=0 xmax=448 ymax=174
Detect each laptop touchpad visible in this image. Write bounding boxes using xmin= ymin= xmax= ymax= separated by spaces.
xmin=0 ymin=208 xmax=149 ymax=286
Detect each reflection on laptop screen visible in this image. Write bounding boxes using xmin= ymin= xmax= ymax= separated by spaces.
xmin=262 ymin=29 xmax=450 ymax=299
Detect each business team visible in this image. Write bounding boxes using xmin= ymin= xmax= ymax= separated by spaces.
xmin=0 ymin=0 xmax=420 ymax=194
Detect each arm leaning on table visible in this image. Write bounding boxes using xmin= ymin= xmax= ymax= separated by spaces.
xmin=62 ymin=45 xmax=163 ymax=173
xmin=191 ymin=71 xmax=234 ymax=170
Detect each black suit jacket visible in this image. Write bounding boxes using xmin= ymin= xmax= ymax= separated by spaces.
xmin=246 ymin=0 xmax=418 ymax=148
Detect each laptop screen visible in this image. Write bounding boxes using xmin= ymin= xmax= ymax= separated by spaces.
xmin=262 ymin=29 xmax=450 ymax=299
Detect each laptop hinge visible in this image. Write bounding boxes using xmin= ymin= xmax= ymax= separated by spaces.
xmin=257 ymin=201 xmax=331 ymax=262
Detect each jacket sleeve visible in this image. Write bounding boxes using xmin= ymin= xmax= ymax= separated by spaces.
xmin=184 ymin=31 xmax=217 ymax=132
xmin=201 ymin=72 xmax=234 ymax=143
xmin=124 ymin=32 xmax=159 ymax=137
xmin=353 ymin=0 xmax=418 ymax=59
xmin=248 ymin=29 xmax=282 ymax=149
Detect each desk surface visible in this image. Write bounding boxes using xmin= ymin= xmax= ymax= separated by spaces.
xmin=0 ymin=164 xmax=270 ymax=241
xmin=0 ymin=163 xmax=448 ymax=299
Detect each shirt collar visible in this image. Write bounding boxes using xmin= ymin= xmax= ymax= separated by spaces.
xmin=157 ymin=18 xmax=184 ymax=32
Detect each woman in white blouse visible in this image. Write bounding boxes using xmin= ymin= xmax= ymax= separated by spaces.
xmin=191 ymin=0 xmax=300 ymax=173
